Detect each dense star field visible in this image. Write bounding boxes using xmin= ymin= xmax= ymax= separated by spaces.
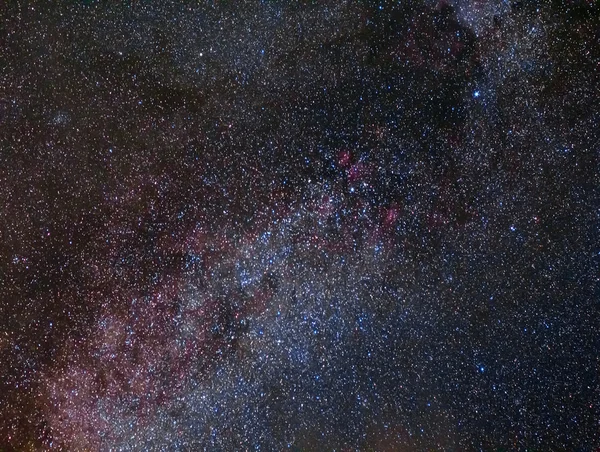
xmin=1 ymin=1 xmax=599 ymax=450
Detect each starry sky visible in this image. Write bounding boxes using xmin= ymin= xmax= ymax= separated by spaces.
xmin=0 ymin=1 xmax=599 ymax=450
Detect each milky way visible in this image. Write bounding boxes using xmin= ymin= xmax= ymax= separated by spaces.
xmin=1 ymin=1 xmax=598 ymax=450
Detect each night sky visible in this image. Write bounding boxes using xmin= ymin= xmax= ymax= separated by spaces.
xmin=1 ymin=1 xmax=599 ymax=450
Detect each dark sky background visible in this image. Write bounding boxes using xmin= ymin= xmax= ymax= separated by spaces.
xmin=0 ymin=1 xmax=598 ymax=450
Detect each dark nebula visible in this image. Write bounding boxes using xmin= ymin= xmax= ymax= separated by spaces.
xmin=1 ymin=1 xmax=598 ymax=450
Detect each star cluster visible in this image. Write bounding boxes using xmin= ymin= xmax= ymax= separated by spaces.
xmin=0 ymin=1 xmax=598 ymax=450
